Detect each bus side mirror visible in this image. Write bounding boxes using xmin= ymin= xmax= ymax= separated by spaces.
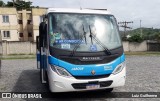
xmin=39 ymin=22 xmax=46 ymax=35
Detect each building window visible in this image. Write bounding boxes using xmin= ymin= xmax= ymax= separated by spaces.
xmin=18 ymin=20 xmax=23 ymax=24
xmin=2 ymin=15 xmax=9 ymax=23
xmin=19 ymin=33 xmax=23 ymax=37
xmin=28 ymin=32 xmax=32 ymax=37
xmin=3 ymin=31 xmax=10 ymax=38
xmin=27 ymin=20 xmax=32 ymax=24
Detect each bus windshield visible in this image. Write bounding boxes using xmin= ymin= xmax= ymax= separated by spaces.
xmin=49 ymin=13 xmax=122 ymax=52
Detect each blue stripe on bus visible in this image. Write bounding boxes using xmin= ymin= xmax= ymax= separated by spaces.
xmin=121 ymin=53 xmax=125 ymax=62
xmin=36 ymin=53 xmax=40 ymax=61
xmin=44 ymin=55 xmax=47 ymax=69
xmin=48 ymin=56 xmax=59 ymax=66
xmin=48 ymin=54 xmax=125 ymax=76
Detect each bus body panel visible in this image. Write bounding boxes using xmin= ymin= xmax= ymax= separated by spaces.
xmin=47 ymin=63 xmax=126 ymax=92
xmin=48 ymin=54 xmax=125 ymax=76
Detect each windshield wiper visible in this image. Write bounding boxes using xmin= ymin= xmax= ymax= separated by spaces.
xmin=70 ymin=25 xmax=87 ymax=56
xmin=83 ymin=25 xmax=87 ymax=45
xmin=88 ymin=25 xmax=111 ymax=55
xmin=89 ymin=25 xmax=93 ymax=44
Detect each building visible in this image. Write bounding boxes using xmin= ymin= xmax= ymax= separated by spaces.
xmin=0 ymin=7 xmax=19 ymax=41
xmin=0 ymin=7 xmax=47 ymax=42
xmin=32 ymin=8 xmax=47 ymax=41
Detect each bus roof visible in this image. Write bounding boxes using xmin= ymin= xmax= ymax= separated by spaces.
xmin=47 ymin=8 xmax=111 ymax=15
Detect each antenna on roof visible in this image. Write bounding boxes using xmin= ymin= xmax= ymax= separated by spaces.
xmin=80 ymin=6 xmax=82 ymax=10
xmin=78 ymin=0 xmax=82 ymax=10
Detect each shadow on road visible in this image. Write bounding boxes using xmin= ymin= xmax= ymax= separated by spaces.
xmin=12 ymin=70 xmax=119 ymax=100
xmin=12 ymin=70 xmax=49 ymax=92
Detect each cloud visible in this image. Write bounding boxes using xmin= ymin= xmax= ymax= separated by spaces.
xmin=32 ymin=0 xmax=160 ymax=28
xmin=2 ymin=0 xmax=160 ymax=28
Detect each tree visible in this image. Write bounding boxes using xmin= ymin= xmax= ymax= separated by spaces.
xmin=128 ymin=33 xmax=144 ymax=43
xmin=155 ymin=33 xmax=160 ymax=42
xmin=5 ymin=0 xmax=32 ymax=10
xmin=128 ymin=28 xmax=160 ymax=41
xmin=5 ymin=1 xmax=14 ymax=7
xmin=0 ymin=0 xmax=5 ymax=7
xmin=15 ymin=1 xmax=32 ymax=10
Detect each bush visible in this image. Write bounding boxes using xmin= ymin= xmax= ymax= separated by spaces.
xmin=127 ymin=34 xmax=144 ymax=43
xmin=122 ymin=36 xmax=127 ymax=41
xmin=155 ymin=33 xmax=160 ymax=41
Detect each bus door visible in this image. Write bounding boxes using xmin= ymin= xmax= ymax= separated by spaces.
xmin=36 ymin=36 xmax=40 ymax=69
xmin=39 ymin=22 xmax=47 ymax=83
xmin=0 ymin=31 xmax=2 ymax=78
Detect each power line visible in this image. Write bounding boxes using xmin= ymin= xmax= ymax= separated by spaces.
xmin=118 ymin=21 xmax=133 ymax=37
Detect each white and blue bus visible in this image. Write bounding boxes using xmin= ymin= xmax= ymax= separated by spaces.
xmin=36 ymin=8 xmax=126 ymax=92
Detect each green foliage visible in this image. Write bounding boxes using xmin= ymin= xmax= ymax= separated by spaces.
xmin=13 ymin=1 xmax=32 ymax=10
xmin=155 ymin=33 xmax=160 ymax=41
xmin=5 ymin=1 xmax=13 ymax=7
xmin=122 ymin=36 xmax=127 ymax=41
xmin=126 ymin=28 xmax=160 ymax=41
xmin=127 ymin=33 xmax=144 ymax=43
xmin=0 ymin=1 xmax=5 ymax=6
xmin=1 ymin=0 xmax=33 ymax=10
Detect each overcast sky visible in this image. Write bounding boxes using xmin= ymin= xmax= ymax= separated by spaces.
xmin=3 ymin=0 xmax=160 ymax=29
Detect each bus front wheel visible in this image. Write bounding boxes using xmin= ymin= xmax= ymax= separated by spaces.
xmin=105 ymin=88 xmax=113 ymax=92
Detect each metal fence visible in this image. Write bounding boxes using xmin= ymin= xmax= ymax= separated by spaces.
xmin=147 ymin=41 xmax=160 ymax=51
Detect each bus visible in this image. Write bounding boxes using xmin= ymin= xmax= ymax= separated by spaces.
xmin=0 ymin=30 xmax=2 ymax=78
xmin=36 ymin=8 xmax=126 ymax=92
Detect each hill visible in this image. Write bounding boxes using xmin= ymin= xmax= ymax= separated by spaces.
xmin=120 ymin=28 xmax=160 ymax=40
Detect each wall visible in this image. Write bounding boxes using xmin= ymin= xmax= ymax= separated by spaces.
xmin=1 ymin=41 xmax=149 ymax=55
xmin=122 ymin=41 xmax=148 ymax=52
xmin=122 ymin=41 xmax=129 ymax=51
xmin=33 ymin=30 xmax=39 ymax=42
xmin=2 ymin=41 xmax=36 ymax=55
xmin=147 ymin=41 xmax=160 ymax=51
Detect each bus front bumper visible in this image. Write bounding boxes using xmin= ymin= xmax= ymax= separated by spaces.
xmin=47 ymin=66 xmax=126 ymax=92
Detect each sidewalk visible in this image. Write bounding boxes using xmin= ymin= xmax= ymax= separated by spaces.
xmin=1 ymin=55 xmax=36 ymax=59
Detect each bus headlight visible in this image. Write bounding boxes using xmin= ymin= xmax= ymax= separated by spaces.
xmin=51 ymin=65 xmax=73 ymax=78
xmin=112 ymin=62 xmax=126 ymax=75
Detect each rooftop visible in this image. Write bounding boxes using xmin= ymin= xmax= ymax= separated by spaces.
xmin=47 ymin=8 xmax=111 ymax=15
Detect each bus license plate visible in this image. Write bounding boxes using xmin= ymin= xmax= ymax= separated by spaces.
xmin=86 ymin=84 xmax=100 ymax=89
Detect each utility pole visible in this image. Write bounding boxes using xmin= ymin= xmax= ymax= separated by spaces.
xmin=140 ymin=20 xmax=143 ymax=37
xmin=12 ymin=0 xmax=15 ymax=7
xmin=118 ymin=21 xmax=133 ymax=37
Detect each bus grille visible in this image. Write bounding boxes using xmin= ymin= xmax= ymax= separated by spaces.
xmin=72 ymin=81 xmax=113 ymax=89
xmin=73 ymin=74 xmax=110 ymax=79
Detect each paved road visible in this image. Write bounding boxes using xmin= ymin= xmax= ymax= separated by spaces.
xmin=0 ymin=56 xmax=160 ymax=101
